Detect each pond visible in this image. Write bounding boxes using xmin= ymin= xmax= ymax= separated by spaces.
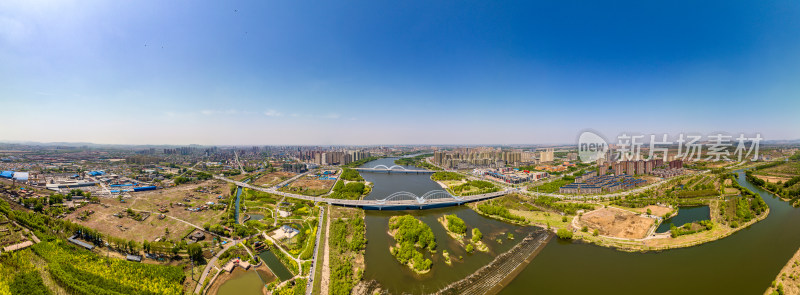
xmin=216 ymin=269 xmax=264 ymax=295
xmin=258 ymin=250 xmax=294 ymax=281
xmin=248 ymin=214 xmax=264 ymax=221
xmin=655 ymin=205 xmax=711 ymax=233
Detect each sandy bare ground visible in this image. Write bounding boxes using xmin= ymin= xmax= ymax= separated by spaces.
xmin=320 ymin=204 xmax=331 ymax=295
xmin=637 ymin=205 xmax=672 ymax=217
xmin=756 ymin=174 xmax=793 ymax=184
xmin=63 ymin=180 xmax=228 ymax=242
xmin=580 ymin=207 xmax=655 ymax=239
xmin=291 ymin=179 xmax=335 ymax=190
xmin=253 ymin=171 xmax=296 ymax=187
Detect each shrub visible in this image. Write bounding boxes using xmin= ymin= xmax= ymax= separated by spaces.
xmin=556 ymin=228 xmax=573 ymax=239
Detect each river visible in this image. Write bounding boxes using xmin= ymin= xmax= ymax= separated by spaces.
xmin=500 ymin=170 xmax=800 ymax=294
xmin=356 ymin=160 xmax=800 ymax=294
xmin=359 ymin=158 xmax=536 ymax=294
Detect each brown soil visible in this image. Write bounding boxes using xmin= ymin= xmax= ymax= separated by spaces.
xmin=756 ymin=175 xmax=793 ymax=184
xmin=579 ymin=207 xmax=655 ymax=239
xmin=63 ymin=180 xmax=228 ymax=242
xmin=639 ymin=205 xmax=672 ymax=217
xmin=289 ymin=178 xmax=335 ymax=191
xmin=253 ymin=172 xmax=296 ymax=187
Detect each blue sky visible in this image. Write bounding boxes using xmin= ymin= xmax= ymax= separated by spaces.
xmin=1 ymin=0 xmax=799 ymax=145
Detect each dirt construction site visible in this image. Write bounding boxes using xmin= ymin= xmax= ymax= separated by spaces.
xmin=253 ymin=171 xmax=296 ymax=187
xmin=63 ymin=180 xmax=231 ymax=242
xmin=579 ymin=207 xmax=656 ymax=239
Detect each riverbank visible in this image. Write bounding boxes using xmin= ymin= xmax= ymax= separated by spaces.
xmin=766 ymin=244 xmax=800 ymax=295
xmin=472 ymin=194 xmax=770 ymax=253
xmin=436 ymin=229 xmax=553 ymax=295
xmin=574 ymin=204 xmax=769 ymax=252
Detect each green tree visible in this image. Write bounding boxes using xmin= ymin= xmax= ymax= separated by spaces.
xmin=188 ymin=243 xmax=203 ymax=262
xmin=556 ymin=228 xmax=573 ymax=240
xmin=471 ymin=228 xmax=482 ymax=243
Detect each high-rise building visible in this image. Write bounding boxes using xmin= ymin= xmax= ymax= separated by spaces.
xmin=538 ymin=148 xmax=554 ymax=162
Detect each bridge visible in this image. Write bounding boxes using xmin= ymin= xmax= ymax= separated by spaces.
xmin=216 ymin=175 xmax=511 ymax=210
xmin=352 ymin=165 xmax=434 ymax=174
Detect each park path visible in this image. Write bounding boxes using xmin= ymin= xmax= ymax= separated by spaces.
xmin=320 ymin=204 xmax=332 ymax=295
xmin=305 ymin=206 xmax=325 ymax=295
xmin=194 ymin=240 xmax=236 ymax=294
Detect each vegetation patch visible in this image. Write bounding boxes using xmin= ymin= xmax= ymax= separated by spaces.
xmin=670 ymin=220 xmax=714 ymax=238
xmin=447 ymin=180 xmax=499 ymax=196
xmin=329 ymin=180 xmax=369 ymax=200
xmin=329 ymin=209 xmax=366 ymax=295
xmin=339 ymin=168 xmax=364 ymax=182
xmin=388 ymin=215 xmax=435 ymax=274
xmin=475 ymin=200 xmax=526 ymax=223
xmin=33 ymin=239 xmax=185 ymax=295
xmin=394 ymin=154 xmax=441 ymax=170
xmin=528 ymin=176 xmax=575 ymax=193
xmin=431 ymin=172 xmax=465 ymax=181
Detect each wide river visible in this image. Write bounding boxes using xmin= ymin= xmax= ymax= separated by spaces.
xmin=358 ymin=158 xmax=800 ymax=294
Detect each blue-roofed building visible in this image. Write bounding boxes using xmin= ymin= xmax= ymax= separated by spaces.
xmin=133 ymin=186 xmax=157 ymax=192
xmin=67 ymin=235 xmax=95 ymax=250
xmin=126 ymin=254 xmax=143 ymax=262
xmin=12 ymin=172 xmax=29 ymax=182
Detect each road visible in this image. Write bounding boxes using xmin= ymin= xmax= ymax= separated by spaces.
xmin=305 ymin=206 xmax=325 ymax=295
xmin=194 ymin=239 xmax=237 ymax=294
xmin=187 ymin=167 xmax=513 ymax=209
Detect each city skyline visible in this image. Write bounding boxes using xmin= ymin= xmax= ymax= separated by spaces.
xmin=2 ymin=0 xmax=800 ymax=145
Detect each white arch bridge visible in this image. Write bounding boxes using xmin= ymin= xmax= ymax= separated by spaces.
xmin=215 ymin=174 xmax=513 ymax=210
xmin=352 ymin=165 xmax=434 ymax=174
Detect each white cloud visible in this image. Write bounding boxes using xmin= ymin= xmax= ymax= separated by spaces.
xmin=200 ymin=109 xmax=239 ymax=116
xmin=322 ymin=113 xmax=340 ymax=119
xmin=264 ymin=109 xmax=283 ymax=117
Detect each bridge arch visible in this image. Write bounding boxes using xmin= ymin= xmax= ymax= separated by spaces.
xmin=377 ymin=190 xmax=461 ymax=204
xmin=372 ymin=165 xmax=409 ymax=170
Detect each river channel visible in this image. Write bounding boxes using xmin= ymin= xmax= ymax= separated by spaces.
xmin=359 ymin=158 xmax=536 ymax=294
xmin=357 ymin=160 xmax=800 ymax=294
xmin=500 ymin=170 xmax=800 ymax=294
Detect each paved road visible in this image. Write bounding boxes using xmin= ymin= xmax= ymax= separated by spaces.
xmin=305 ymin=206 xmax=325 ymax=295
xmin=194 ymin=239 xmax=237 ymax=294
xmin=200 ymin=170 xmax=514 ymax=209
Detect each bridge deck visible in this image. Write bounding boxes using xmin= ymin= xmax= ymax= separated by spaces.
xmin=219 ymin=175 xmax=510 ymax=210
xmin=353 ymin=168 xmax=434 ymax=173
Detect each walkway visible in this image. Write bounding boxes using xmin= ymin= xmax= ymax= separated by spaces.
xmin=436 ymin=229 xmax=553 ymax=295
xmin=305 ymin=206 xmax=325 ymax=294
xmin=194 ymin=240 xmax=237 ymax=294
